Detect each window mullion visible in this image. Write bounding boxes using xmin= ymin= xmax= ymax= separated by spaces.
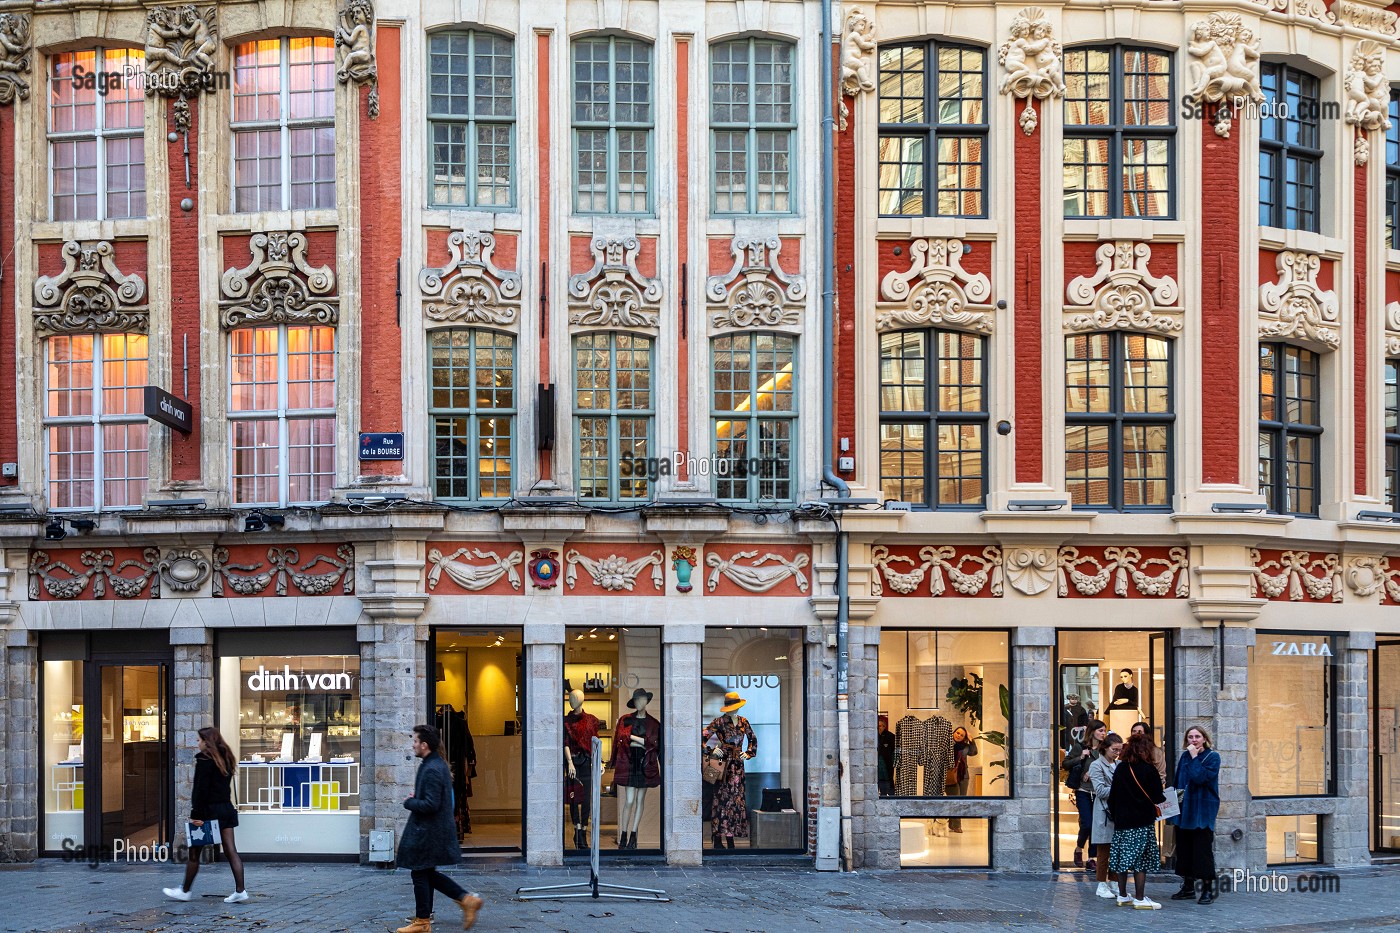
xmin=281 ymin=41 xmax=292 ymax=211
xmin=91 ymin=339 xmax=105 ymax=511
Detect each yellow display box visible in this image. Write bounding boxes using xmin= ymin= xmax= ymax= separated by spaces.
xmin=310 ymin=781 xmax=340 ymax=811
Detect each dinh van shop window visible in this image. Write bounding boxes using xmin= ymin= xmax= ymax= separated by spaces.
xmin=428 ymin=30 xmax=515 ymax=208
xmin=1248 ymin=634 xmax=1335 ymax=798
xmin=49 ymin=49 xmax=147 ymax=221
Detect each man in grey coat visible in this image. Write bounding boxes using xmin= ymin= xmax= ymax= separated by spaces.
xmin=396 ymin=724 xmax=484 ymax=932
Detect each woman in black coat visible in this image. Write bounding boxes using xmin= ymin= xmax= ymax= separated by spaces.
xmin=1107 ymin=733 xmax=1167 ymax=909
xmin=162 ymin=726 xmax=247 ymax=903
xmin=396 ymin=724 xmax=483 ymax=933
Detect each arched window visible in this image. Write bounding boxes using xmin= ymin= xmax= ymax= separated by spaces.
xmin=711 ymin=38 xmax=795 ymax=214
xmin=428 ymin=30 xmax=515 ymax=208
xmin=429 ymin=329 xmax=515 ymax=499
xmin=712 ymin=332 xmax=796 ymax=502
xmin=49 ymin=49 xmax=147 ymax=221
xmin=572 ymin=36 xmax=653 ymax=214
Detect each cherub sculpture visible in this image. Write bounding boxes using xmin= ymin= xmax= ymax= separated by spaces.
xmin=998 ymin=8 xmax=1064 ymax=133
xmin=181 ymin=6 xmax=219 ymax=78
xmin=1187 ymin=13 xmax=1263 ymax=105
xmin=839 ymin=8 xmax=876 ymax=98
xmin=1344 ymin=40 xmax=1391 ymax=132
xmin=0 ymin=12 xmax=32 ymax=105
xmin=336 ymin=0 xmax=379 ymax=116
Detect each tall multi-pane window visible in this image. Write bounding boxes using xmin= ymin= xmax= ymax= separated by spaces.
xmin=1259 ymin=64 xmax=1322 ymax=232
xmin=1387 ymin=91 xmax=1400 ymax=249
xmin=1065 ymin=333 xmax=1173 ymax=510
xmin=229 ymin=325 xmax=336 ymax=506
xmin=232 ymin=38 xmax=336 ymax=212
xmin=45 ymin=334 xmax=149 ymax=510
xmin=429 ymin=329 xmax=515 ymax=500
xmin=1387 ymin=360 xmax=1400 ymax=511
xmin=428 ymin=31 xmax=514 ymax=207
xmin=572 ymin=37 xmax=652 ymax=214
xmin=1258 ymin=343 xmax=1321 ymax=516
xmin=878 ymin=330 xmax=988 ymax=508
xmin=1063 ymin=46 xmax=1173 ymax=218
xmin=712 ymin=333 xmax=796 ymax=502
xmin=711 ymin=38 xmax=795 ymax=214
xmin=49 ymin=50 xmax=147 ymax=221
xmin=876 ymin=42 xmax=987 ymax=217
xmin=574 ymin=333 xmax=652 ymax=502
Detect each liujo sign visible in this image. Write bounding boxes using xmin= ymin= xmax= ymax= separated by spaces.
xmin=246 ymin=664 xmax=354 ymax=692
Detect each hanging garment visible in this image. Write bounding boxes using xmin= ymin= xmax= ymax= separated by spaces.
xmin=894 ymin=716 xmax=924 ymax=797
xmin=702 ymin=714 xmax=757 ymax=838
xmin=921 ymin=715 xmax=954 ymax=797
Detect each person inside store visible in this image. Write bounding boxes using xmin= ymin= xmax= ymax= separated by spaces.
xmin=394 ymin=724 xmax=484 ymax=933
xmin=163 ymin=726 xmax=248 ymax=904
xmin=1060 ymin=693 xmax=1088 ymax=751
xmin=1107 ymin=732 xmax=1167 ymax=910
xmin=1107 ymin=670 xmax=1140 ymax=737
xmin=943 ymin=727 xmax=978 ymax=832
xmin=877 ymin=714 xmax=896 ymax=798
xmin=703 ymin=691 xmax=757 ymax=849
xmin=1130 ymin=721 xmax=1167 ymax=784
xmin=1061 ymin=718 xmax=1106 ymax=870
xmin=1170 ymin=725 xmax=1222 ymax=905
xmin=1087 ymin=732 xmax=1123 ymax=899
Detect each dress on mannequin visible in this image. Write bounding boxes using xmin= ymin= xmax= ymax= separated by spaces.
xmin=564 ymin=700 xmax=603 ymax=845
xmin=610 ymin=689 xmax=661 ymax=849
xmin=921 ymin=715 xmax=954 ymax=797
xmin=703 ymin=693 xmax=756 ymax=845
xmin=893 ymin=715 xmax=923 ymax=797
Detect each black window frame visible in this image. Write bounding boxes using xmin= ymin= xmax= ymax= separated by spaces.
xmin=878 ymin=328 xmax=989 ymax=510
xmin=875 ymin=40 xmax=989 ymax=219
xmin=1258 ymin=342 xmax=1323 ymax=517
xmin=1387 ymin=90 xmax=1400 ymax=250
xmin=1387 ymin=359 xmax=1400 ymax=512
xmin=1259 ymin=63 xmax=1322 ymax=233
xmin=1064 ymin=331 xmax=1175 ymax=512
xmin=1061 ymin=44 xmax=1176 ymax=220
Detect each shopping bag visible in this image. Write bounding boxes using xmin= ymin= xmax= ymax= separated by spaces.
xmin=1156 ymin=787 xmax=1181 ymax=822
xmin=186 ymin=819 xmax=219 ymax=847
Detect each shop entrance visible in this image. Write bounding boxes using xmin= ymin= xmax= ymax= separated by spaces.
xmin=91 ymin=663 xmax=171 ymax=852
xmin=429 ymin=629 xmax=525 ymax=853
xmin=1375 ymin=639 xmax=1400 ymax=854
xmin=1052 ymin=630 xmax=1172 ymax=870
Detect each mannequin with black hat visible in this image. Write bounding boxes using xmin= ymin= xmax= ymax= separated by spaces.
xmin=608 ymin=687 xmax=662 ymax=849
xmin=702 ymin=691 xmax=757 ymax=848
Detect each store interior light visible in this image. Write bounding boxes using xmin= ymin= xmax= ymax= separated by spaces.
xmin=607 ymin=631 xmax=616 ymax=641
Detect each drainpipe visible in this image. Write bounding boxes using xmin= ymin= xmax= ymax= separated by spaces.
xmin=819 ymin=0 xmax=854 ymax=872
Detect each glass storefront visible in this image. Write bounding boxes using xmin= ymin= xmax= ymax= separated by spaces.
xmin=1372 ymin=640 xmax=1399 ymax=853
xmin=42 ymin=660 xmax=85 ymax=852
xmin=898 ymin=817 xmax=992 ymax=868
xmin=701 ymin=627 xmax=805 ymax=852
xmin=1267 ymin=815 xmax=1321 ymax=865
xmin=216 ymin=630 xmax=361 ymax=855
xmin=431 ymin=628 xmax=525 ymax=851
xmin=1249 ymin=633 xmax=1334 ymax=798
xmin=563 ymin=626 xmax=662 ymax=853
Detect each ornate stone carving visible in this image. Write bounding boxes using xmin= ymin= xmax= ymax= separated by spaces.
xmin=871 ymin=545 xmax=1003 ymax=597
xmin=1293 ymin=0 xmax=1330 ymax=21
xmin=705 ymin=550 xmax=810 ymax=593
xmin=1064 ymin=241 xmax=1182 ymax=334
xmin=0 ymin=12 xmax=32 ymax=106
xmin=564 ymin=549 xmax=664 ymax=592
xmin=838 ymin=7 xmax=876 ymax=131
xmin=877 ymin=238 xmax=994 ymax=333
xmin=1250 ymin=549 xmax=1341 ymax=602
xmin=220 ymin=232 xmax=338 ymax=329
xmin=1003 ymin=547 xmax=1057 ymax=595
xmin=156 ymin=548 xmax=211 ymax=592
xmin=1386 ymin=300 xmax=1400 ymax=356
xmin=30 ymin=549 xmax=159 ymax=599
xmin=1258 ymin=250 xmax=1340 ymax=350
xmin=212 ymin=545 xmax=355 ymax=597
xmin=336 ymin=0 xmax=379 ymax=118
xmin=426 ymin=547 xmax=523 ymax=591
xmin=1186 ymin=13 xmax=1264 ymax=138
xmin=143 ymin=5 xmax=219 ymax=98
xmin=1329 ymin=0 xmax=1399 ymax=34
xmin=706 ymin=237 xmax=805 ymax=330
xmin=998 ymin=7 xmax=1065 ymax=135
xmin=419 ymin=230 xmax=522 ymax=327
xmin=33 ymin=241 xmax=148 ymax=335
xmin=1345 ymin=40 xmax=1390 ymax=165
xmin=1346 ymin=555 xmax=1400 ymax=602
xmin=1058 ymin=547 xmax=1189 ymax=598
xmin=567 ymin=236 xmax=663 ymax=328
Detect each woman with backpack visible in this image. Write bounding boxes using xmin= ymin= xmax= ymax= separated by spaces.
xmin=1062 ymin=719 xmax=1105 ymax=869
xmin=1107 ymin=732 xmax=1167 ymax=909
xmin=1170 ymin=726 xmax=1222 ymax=905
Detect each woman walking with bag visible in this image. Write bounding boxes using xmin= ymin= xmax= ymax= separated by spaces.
xmin=1087 ymin=733 xmax=1123 ymax=899
xmin=1170 ymin=726 xmax=1222 ymax=905
xmin=1107 ymin=732 xmax=1166 ymax=909
xmin=163 ymin=727 xmax=247 ymax=903
xmin=1062 ymin=719 xmax=1106 ymax=869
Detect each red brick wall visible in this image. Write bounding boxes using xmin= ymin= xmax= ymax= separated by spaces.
xmin=835 ymin=47 xmax=857 ymax=482
xmin=537 ymin=31 xmax=552 ymax=482
xmin=0 ymin=109 xmax=13 ymax=486
xmin=1354 ymin=162 xmax=1368 ymax=496
xmin=169 ymin=100 xmax=203 ymax=482
xmin=1201 ymin=117 xmax=1241 ymax=485
xmin=676 ymin=37 xmax=691 ymax=481
xmin=1014 ymin=101 xmax=1043 ymax=484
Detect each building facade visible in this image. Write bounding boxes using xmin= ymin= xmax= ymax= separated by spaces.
xmin=0 ymin=0 xmax=1396 ymax=874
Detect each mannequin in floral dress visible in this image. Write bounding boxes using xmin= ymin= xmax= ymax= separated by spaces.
xmin=702 ymin=691 xmax=757 ymax=848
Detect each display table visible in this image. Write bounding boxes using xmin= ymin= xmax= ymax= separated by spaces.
xmin=748 ymin=809 xmax=802 ymax=849
xmin=51 ymin=762 xmax=84 ymax=810
xmin=237 ymin=760 xmax=360 ymax=811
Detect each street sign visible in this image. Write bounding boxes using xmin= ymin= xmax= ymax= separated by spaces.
xmin=143 ymin=386 xmax=193 ymax=434
xmin=359 ymin=433 xmax=404 ymax=460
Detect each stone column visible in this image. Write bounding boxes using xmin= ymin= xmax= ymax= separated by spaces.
xmin=1329 ymin=631 xmax=1372 ymax=866
xmin=1002 ymin=626 xmax=1054 ymax=872
xmin=0 ymin=626 xmax=37 ymax=861
xmin=662 ymin=625 xmax=702 ymax=865
xmin=358 ymin=612 xmax=429 ymax=864
xmin=523 ymin=626 xmax=564 ymax=866
xmin=170 ymin=628 xmax=214 ymax=830
xmin=1218 ymin=625 xmax=1252 ymax=872
xmin=849 ymin=620 xmax=883 ymax=868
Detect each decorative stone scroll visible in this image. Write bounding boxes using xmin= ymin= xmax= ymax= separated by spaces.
xmin=1329 ymin=0 xmax=1399 ymax=35
xmin=0 ymin=12 xmax=31 ymax=106
xmin=33 ymin=241 xmax=148 ymax=335
xmin=877 ymin=238 xmax=994 ymax=333
xmin=1345 ymin=555 xmax=1400 ymax=604
xmin=1186 ymin=12 xmax=1264 ymax=138
xmin=871 ymin=545 xmax=1003 ymax=597
xmin=1057 ymin=547 xmax=1189 ymax=598
xmin=1003 ymin=547 xmax=1057 ymax=595
xmin=564 ymin=549 xmax=664 ymax=592
xmin=706 ymin=550 xmax=810 ymax=594
xmin=1292 ymin=0 xmax=1330 ymax=21
xmin=1064 ymin=242 xmax=1182 ymax=334
xmin=1258 ymin=251 xmax=1340 ymax=350
xmin=1386 ymin=300 xmax=1400 ymax=356
xmin=29 ymin=549 xmax=160 ymax=600
xmin=567 ymin=236 xmax=663 ymax=328
xmin=212 ymin=545 xmax=355 ymax=597
xmin=1344 ymin=41 xmax=1390 ymax=166
xmin=426 ymin=547 xmax=523 ymax=592
xmin=998 ymin=7 xmax=1065 ymax=135
xmin=220 ymin=231 xmax=338 ymax=329
xmin=335 ymin=0 xmax=379 ymax=118
xmin=157 ymin=549 xmax=212 ymax=592
xmin=706 ymin=237 xmax=806 ymax=330
xmin=838 ymin=7 xmax=876 ymax=131
xmin=1250 ymin=549 xmax=1342 ymax=602
xmin=419 ymin=230 xmax=522 ymax=326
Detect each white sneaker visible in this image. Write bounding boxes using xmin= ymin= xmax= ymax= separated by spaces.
xmin=1115 ymin=894 xmax=1134 ymax=906
xmin=162 ymin=887 xmax=192 ymax=902
xmin=1133 ymin=897 xmax=1163 ymax=910
xmin=224 ymin=891 xmax=249 ymax=903
xmin=1095 ymin=882 xmax=1116 ymax=898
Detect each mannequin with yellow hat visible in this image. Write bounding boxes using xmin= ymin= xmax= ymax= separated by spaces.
xmin=701 ymin=691 xmax=756 ymax=849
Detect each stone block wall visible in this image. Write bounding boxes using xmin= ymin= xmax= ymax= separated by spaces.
xmin=359 ymin=620 xmax=427 ymax=862
xmin=171 ymin=633 xmax=214 ymax=828
xmin=0 ymin=631 xmax=37 ymax=861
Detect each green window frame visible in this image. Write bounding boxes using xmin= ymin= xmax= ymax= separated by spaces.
xmin=574 ymin=332 xmax=653 ymax=502
xmin=572 ymin=36 xmax=653 ymax=214
xmin=711 ymin=37 xmax=795 ymax=214
xmin=429 ymin=329 xmax=515 ymax=500
xmin=428 ymin=30 xmax=515 ymax=208
xmin=712 ymin=333 xmax=797 ymax=502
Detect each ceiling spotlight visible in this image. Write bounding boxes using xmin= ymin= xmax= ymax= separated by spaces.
xmin=607 ymin=632 xmax=616 ymax=641
xmin=44 ymin=517 xmax=66 ymax=541
xmin=244 ymin=511 xmax=286 ymax=532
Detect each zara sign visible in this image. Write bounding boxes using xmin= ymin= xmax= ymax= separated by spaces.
xmin=1270 ymin=641 xmax=1333 ymax=657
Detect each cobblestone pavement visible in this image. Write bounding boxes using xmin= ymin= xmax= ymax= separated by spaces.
xmin=2 ymin=860 xmax=1399 ymax=933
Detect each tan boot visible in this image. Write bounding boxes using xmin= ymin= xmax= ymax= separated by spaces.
xmin=457 ymin=893 xmax=484 ymax=930
xmin=395 ymin=917 xmax=432 ymax=933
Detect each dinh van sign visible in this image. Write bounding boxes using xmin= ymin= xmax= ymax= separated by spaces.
xmin=1271 ymin=641 xmax=1332 ymax=657
xmin=246 ymin=664 xmax=354 ymax=692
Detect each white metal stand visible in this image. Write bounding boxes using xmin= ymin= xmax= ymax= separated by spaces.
xmin=516 ymin=738 xmax=669 ymax=903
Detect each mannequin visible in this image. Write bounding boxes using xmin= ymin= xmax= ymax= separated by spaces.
xmin=609 ymin=688 xmax=661 ymax=850
xmin=1107 ymin=669 xmax=1140 ymax=737
xmin=702 ymin=691 xmax=757 ymax=848
xmin=563 ymin=689 xmax=603 ymax=849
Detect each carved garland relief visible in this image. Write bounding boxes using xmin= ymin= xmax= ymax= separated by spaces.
xmin=426 ymin=547 xmax=524 ymax=592
xmin=564 ymin=549 xmax=664 ymax=592
xmin=1058 ymin=547 xmax=1189 ymax=598
xmin=33 ymin=241 xmax=148 ymax=334
xmin=418 ymin=230 xmax=523 ymax=327
xmin=870 ymin=546 xmax=1003 ymax=598
xmin=706 ymin=550 xmax=810 ymax=594
xmin=706 ymin=237 xmax=806 ymax=331
xmin=1258 ymin=250 xmax=1339 ymax=350
xmin=1345 ymin=555 xmax=1400 ymax=604
xmin=877 ymin=238 xmax=994 ymax=333
xmin=1064 ymin=242 xmax=1182 ymax=334
xmin=220 ymin=231 xmax=338 ymax=329
xmin=212 ymin=545 xmax=354 ymax=597
xmin=567 ymin=237 xmax=663 ymax=328
xmin=29 ymin=547 xmax=212 ymax=599
xmin=1250 ymin=549 xmax=1341 ymax=602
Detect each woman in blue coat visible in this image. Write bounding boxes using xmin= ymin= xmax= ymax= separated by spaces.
xmin=1170 ymin=725 xmax=1221 ymax=905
